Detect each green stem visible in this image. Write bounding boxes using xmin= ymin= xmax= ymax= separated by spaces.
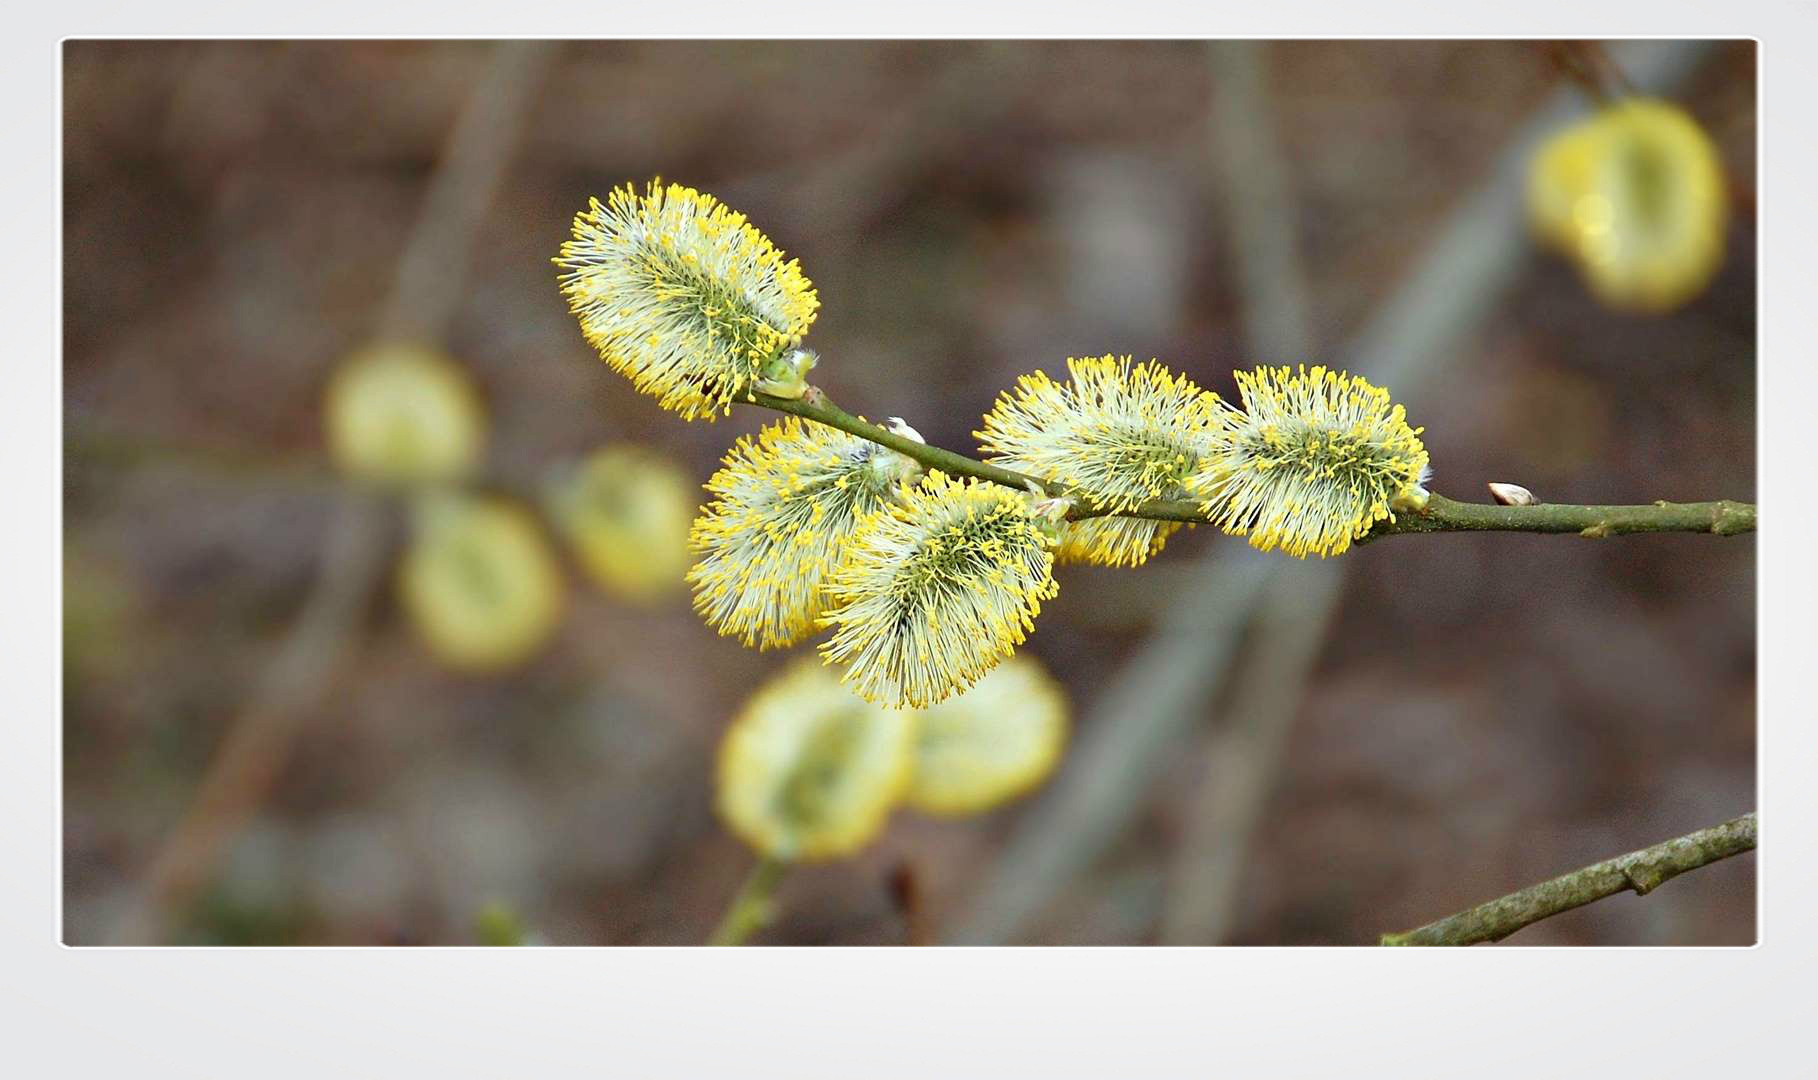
xmin=708 ymin=856 xmax=790 ymax=946
xmin=1367 ymin=492 xmax=1757 ymax=539
xmin=1380 ymin=812 xmax=1757 ymax=946
xmin=752 ymin=389 xmax=1047 ymax=495
xmin=746 ymin=390 xmax=1757 ymax=540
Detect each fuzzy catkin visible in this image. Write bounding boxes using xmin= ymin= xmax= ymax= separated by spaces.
xmin=689 ymin=418 xmax=920 ymax=649
xmin=977 ymin=354 xmax=1225 ymax=567
xmin=555 ymin=180 xmax=819 ymax=419
xmin=903 ymin=654 xmax=1069 ymax=817
xmin=820 ymin=471 xmax=1059 ymax=709
xmin=1190 ymin=365 xmax=1429 ymax=558
xmin=1527 ymin=99 xmax=1728 ymax=313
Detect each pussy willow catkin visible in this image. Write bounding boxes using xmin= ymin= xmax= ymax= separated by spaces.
xmin=325 ymin=343 xmax=486 ymax=487
xmin=820 ymin=471 xmax=1060 ymax=709
xmin=690 ymin=418 xmax=922 ymax=649
xmin=399 ymin=492 xmax=566 ymax=672
xmin=717 ymin=659 xmax=916 ymax=861
xmin=555 ymin=180 xmax=820 ymax=419
xmin=903 ymin=653 xmax=1069 ymax=817
xmin=1527 ymin=99 xmax=1728 ymax=313
xmin=545 ymin=445 xmax=694 ymax=605
xmin=977 ymin=354 xmax=1225 ymax=567
xmin=550 ymin=182 xmax=1447 ymax=700
xmin=1191 ymin=365 xmax=1429 ymax=558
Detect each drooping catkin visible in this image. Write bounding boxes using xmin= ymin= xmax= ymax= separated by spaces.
xmin=819 ymin=471 xmax=1059 ymax=708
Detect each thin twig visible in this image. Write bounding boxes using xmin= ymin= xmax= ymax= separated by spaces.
xmin=750 ymin=391 xmax=1756 ymax=539
xmin=1381 ymin=812 xmax=1757 ymax=946
xmin=1539 ymin=42 xmax=1625 ymax=105
xmin=708 ymin=856 xmax=789 ymax=946
xmin=1373 ymin=493 xmax=1756 ymax=537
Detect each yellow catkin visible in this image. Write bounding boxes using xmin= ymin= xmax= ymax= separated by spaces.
xmin=324 ymin=343 xmax=486 ymax=486
xmin=716 ymin=659 xmax=916 ymax=861
xmin=1528 ymin=99 xmax=1728 ymax=313
xmin=820 ymin=471 xmax=1060 ymax=709
xmin=398 ymin=493 xmax=566 ymax=672
xmin=689 ymin=418 xmax=920 ymax=649
xmin=903 ymin=653 xmax=1069 ymax=817
xmin=1190 ymin=365 xmax=1429 ymax=559
xmin=545 ymin=446 xmax=694 ymax=605
xmin=554 ymin=180 xmax=820 ymax=420
xmin=977 ymin=354 xmax=1227 ymax=567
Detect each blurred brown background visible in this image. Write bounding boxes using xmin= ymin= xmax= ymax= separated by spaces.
xmin=62 ymin=39 xmax=1755 ymax=946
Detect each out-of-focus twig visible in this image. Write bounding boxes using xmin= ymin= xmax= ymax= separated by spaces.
xmin=1158 ymin=40 xmax=1323 ymax=947
xmin=1538 ymin=41 xmax=1639 ymax=104
xmin=1381 ymin=812 xmax=1756 ymax=946
xmin=708 ymin=856 xmax=788 ymax=946
xmin=109 ymin=42 xmax=555 ymax=945
xmin=1159 ymin=565 xmax=1341 ymax=944
xmin=1206 ymin=41 xmax=1313 ymax=366
xmin=66 ymin=430 xmax=548 ymax=498
xmin=941 ymin=40 xmax=1717 ymax=947
xmin=67 ymin=430 xmax=340 ymax=489
xmin=720 ymin=44 xmax=1014 ymax=253
xmin=110 ymin=492 xmax=388 ymax=944
xmin=378 ymin=42 xmax=558 ymax=343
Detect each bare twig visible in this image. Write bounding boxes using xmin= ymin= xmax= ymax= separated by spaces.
xmin=1539 ymin=41 xmax=1639 ymax=104
xmin=1381 ymin=812 xmax=1757 ymax=946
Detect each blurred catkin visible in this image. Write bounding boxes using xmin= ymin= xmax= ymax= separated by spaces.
xmin=1528 ymin=98 xmax=1728 ymax=312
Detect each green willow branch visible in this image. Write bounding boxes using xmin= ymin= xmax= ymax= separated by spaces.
xmin=748 ymin=389 xmax=1757 ymax=539
xmin=1380 ymin=812 xmax=1757 ymax=946
xmin=708 ymin=856 xmax=790 ymax=946
xmin=1364 ymin=493 xmax=1757 ymax=539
